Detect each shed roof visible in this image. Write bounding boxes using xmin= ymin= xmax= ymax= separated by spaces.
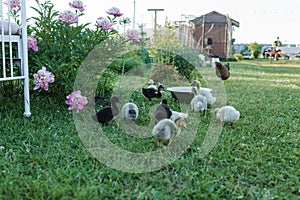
xmin=190 ymin=11 xmax=240 ymax=27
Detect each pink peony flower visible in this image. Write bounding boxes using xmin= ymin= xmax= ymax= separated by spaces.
xmin=33 ymin=66 xmax=55 ymax=91
xmin=4 ymin=0 xmax=21 ymax=10
xmin=59 ymin=10 xmax=78 ymax=24
xmin=106 ymin=7 xmax=123 ymax=17
xmin=126 ymin=29 xmax=142 ymax=42
xmin=96 ymin=17 xmax=114 ymax=30
xmin=69 ymin=0 xmax=85 ymax=12
xmin=66 ymin=90 xmax=88 ymax=113
xmin=27 ymin=36 xmax=38 ymax=51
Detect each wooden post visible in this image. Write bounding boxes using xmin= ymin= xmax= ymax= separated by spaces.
xmin=202 ymin=15 xmax=205 ymax=54
xmin=133 ymin=0 xmax=136 ymax=29
xmin=147 ymin=9 xmax=164 ymax=34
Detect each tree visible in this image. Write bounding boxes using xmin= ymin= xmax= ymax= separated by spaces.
xmin=247 ymin=42 xmax=262 ymax=59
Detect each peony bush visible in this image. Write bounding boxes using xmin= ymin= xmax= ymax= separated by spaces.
xmin=25 ymin=0 xmax=148 ymax=112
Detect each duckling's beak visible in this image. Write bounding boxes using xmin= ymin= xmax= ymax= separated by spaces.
xmin=191 ymin=80 xmax=197 ymax=86
xmin=180 ymin=122 xmax=187 ymax=129
xmin=176 ymin=119 xmax=187 ymax=128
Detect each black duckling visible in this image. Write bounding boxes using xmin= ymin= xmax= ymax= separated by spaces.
xmin=142 ymin=84 xmax=164 ymax=102
xmin=215 ymin=62 xmax=230 ymax=80
xmin=154 ymin=99 xmax=172 ymax=124
xmin=92 ymin=96 xmax=121 ymax=125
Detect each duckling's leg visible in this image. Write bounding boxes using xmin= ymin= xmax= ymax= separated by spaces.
xmin=148 ymin=99 xmax=153 ymax=106
xmin=157 ymin=139 xmax=162 ymax=147
xmin=167 ymin=139 xmax=172 ymax=147
xmin=215 ymin=118 xmax=219 ymax=125
xmin=216 ymin=118 xmax=222 ymax=127
xmin=220 ymin=120 xmax=224 ymax=127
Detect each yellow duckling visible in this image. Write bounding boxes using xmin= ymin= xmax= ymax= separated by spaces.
xmin=152 ymin=118 xmax=187 ymax=147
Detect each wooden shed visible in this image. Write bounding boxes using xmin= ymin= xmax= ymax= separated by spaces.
xmin=188 ymin=11 xmax=239 ymax=59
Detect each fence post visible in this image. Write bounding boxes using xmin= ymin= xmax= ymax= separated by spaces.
xmin=21 ymin=0 xmax=31 ymax=117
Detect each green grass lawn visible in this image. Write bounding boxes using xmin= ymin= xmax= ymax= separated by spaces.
xmin=0 ymin=59 xmax=299 ymax=199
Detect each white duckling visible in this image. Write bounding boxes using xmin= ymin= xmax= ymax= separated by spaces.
xmin=191 ymin=80 xmax=200 ymax=95
xmin=214 ymin=106 xmax=240 ymax=127
xmin=152 ymin=118 xmax=180 ymax=147
xmin=121 ymin=102 xmax=139 ymax=121
xmin=190 ymin=85 xmax=207 ymax=113
xmin=170 ymin=110 xmax=188 ymax=122
xmin=201 ymin=88 xmax=216 ymax=105
xmin=191 ymin=80 xmax=216 ymax=105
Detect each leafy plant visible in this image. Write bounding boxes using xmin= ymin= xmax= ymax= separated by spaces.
xmin=150 ymin=64 xmax=186 ymax=86
xmin=95 ymin=69 xmax=117 ymax=99
xmin=27 ymin=0 xmax=119 ymax=101
xmin=108 ymin=51 xmax=145 ymax=74
xmin=247 ymin=42 xmax=262 ymax=59
xmin=233 ymin=53 xmax=243 ymax=60
xmin=148 ymin=27 xmax=203 ymax=81
xmin=172 ymin=46 xmax=203 ymax=80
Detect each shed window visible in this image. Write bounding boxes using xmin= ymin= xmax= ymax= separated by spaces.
xmin=207 ymin=38 xmax=213 ymax=45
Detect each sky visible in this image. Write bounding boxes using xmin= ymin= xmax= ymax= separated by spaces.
xmin=26 ymin=0 xmax=300 ymax=45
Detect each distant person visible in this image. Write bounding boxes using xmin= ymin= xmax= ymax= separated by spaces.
xmin=271 ymin=37 xmax=282 ymax=61
xmin=274 ymin=37 xmax=282 ymax=47
xmin=270 ymin=46 xmax=280 ymax=61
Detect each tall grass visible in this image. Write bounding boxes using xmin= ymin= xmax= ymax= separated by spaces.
xmin=0 ymin=60 xmax=299 ymax=199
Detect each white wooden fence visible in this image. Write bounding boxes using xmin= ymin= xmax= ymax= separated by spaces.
xmin=0 ymin=0 xmax=31 ymax=117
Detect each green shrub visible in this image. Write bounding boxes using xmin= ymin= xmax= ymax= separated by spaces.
xmin=247 ymin=42 xmax=262 ymax=59
xmin=108 ymin=51 xmax=145 ymax=74
xmin=225 ymin=57 xmax=238 ymax=62
xmin=150 ymin=64 xmax=186 ymax=86
xmin=149 ymin=46 xmax=202 ymax=81
xmin=27 ymin=0 xmax=119 ymax=102
xmin=233 ymin=53 xmax=243 ymax=60
xmin=253 ymin=50 xmax=261 ymax=59
xmin=97 ymin=70 xmax=117 ymax=97
xmin=148 ymin=27 xmax=202 ymax=81
xmin=172 ymin=47 xmax=202 ymax=80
